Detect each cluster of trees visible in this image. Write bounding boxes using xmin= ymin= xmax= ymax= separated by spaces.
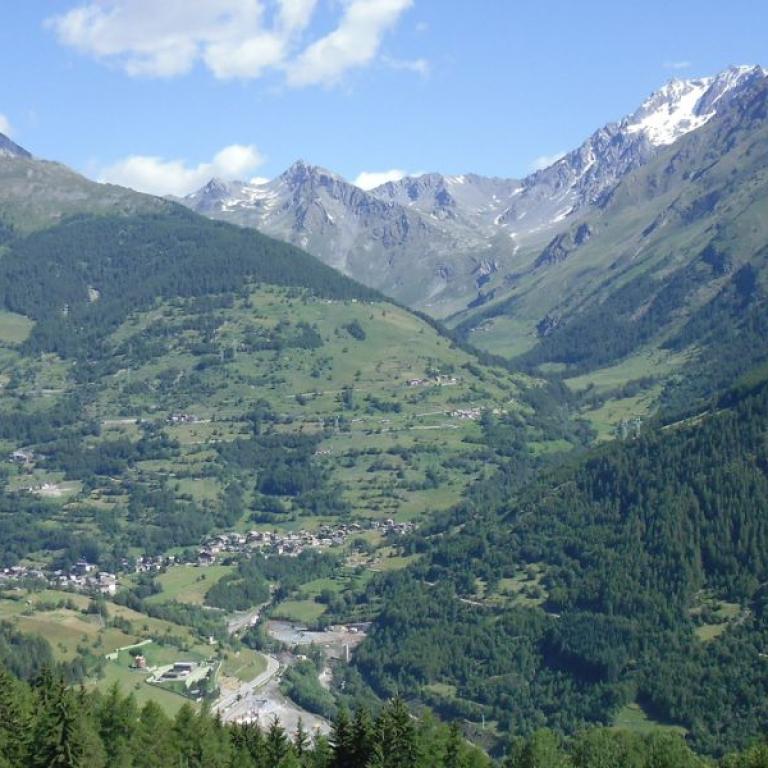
xmin=661 ymin=262 xmax=768 ymax=414
xmin=0 ymin=395 xmax=92 ymax=444
xmin=203 ymin=550 xmax=338 ymax=617
xmin=219 ymin=431 xmax=348 ymax=517
xmin=220 ymin=432 xmax=326 ymax=498
xmin=113 ymin=592 xmax=227 ymax=643
xmin=344 ymin=320 xmax=367 ymax=341
xmin=281 ymin=654 xmax=337 ymax=720
xmin=244 ymin=320 xmax=325 ymax=352
xmin=44 ymin=430 xmax=178 ymax=481
xmin=0 ymin=664 xmax=764 ymax=767
xmin=354 ymin=377 xmax=768 ymax=754
xmin=205 ymin=559 xmax=271 ymax=612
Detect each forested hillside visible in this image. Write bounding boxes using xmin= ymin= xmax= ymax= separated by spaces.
xmin=353 ymin=372 xmax=768 ymax=755
xmin=3 ymin=9 xmax=768 ymax=765
xmin=0 ymin=662 xmax=763 ymax=767
xmin=0 ymin=209 xmax=379 ymax=359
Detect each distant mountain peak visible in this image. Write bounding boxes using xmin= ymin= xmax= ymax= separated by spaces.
xmin=0 ymin=132 xmax=32 ymax=159
xmin=200 ymin=177 xmax=232 ymax=195
xmin=280 ymin=159 xmax=345 ymax=185
xmin=623 ymin=64 xmax=767 ymax=146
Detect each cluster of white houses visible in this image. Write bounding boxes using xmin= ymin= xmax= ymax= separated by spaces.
xmin=450 ymin=407 xmax=482 ymax=420
xmin=0 ymin=519 xmax=415 ymax=593
xmin=54 ymin=561 xmax=119 ymax=595
xmin=0 ymin=560 xmax=118 ymax=595
xmin=197 ymin=518 xmax=415 ymax=566
xmin=197 ymin=523 xmax=355 ymax=565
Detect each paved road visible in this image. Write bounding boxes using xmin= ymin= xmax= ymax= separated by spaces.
xmin=212 ymin=654 xmax=280 ymax=719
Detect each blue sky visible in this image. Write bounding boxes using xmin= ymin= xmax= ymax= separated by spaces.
xmin=1 ymin=1 xmax=766 ymax=195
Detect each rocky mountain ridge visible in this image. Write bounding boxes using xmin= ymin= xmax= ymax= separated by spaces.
xmin=183 ymin=66 xmax=766 ymax=316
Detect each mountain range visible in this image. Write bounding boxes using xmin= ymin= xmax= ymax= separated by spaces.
xmin=181 ymin=64 xmax=768 ymax=324
xmin=1 ymin=62 xmax=766 ymax=413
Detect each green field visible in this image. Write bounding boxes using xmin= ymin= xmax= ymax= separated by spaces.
xmin=0 ymin=310 xmax=34 ymax=344
xmin=612 ymin=702 xmax=686 ymax=736
xmin=0 ymin=282 xmax=563 ymax=718
xmin=144 ymin=565 xmax=235 ymax=606
xmin=220 ymin=647 xmax=268 ymax=681
xmin=690 ymin=595 xmax=742 ymax=642
xmin=0 ymin=283 xmax=553 ymax=577
xmin=93 ymin=656 xmax=191 ymax=716
xmin=0 ymin=589 xmax=215 ymax=665
xmin=271 ymin=598 xmax=327 ymax=623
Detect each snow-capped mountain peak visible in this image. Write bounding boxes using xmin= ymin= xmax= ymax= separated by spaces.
xmin=494 ymin=64 xmax=768 ymax=234
xmin=624 ymin=64 xmax=767 ymax=146
xmin=624 ymin=77 xmax=714 ymax=145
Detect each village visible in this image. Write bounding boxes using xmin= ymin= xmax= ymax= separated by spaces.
xmin=0 ymin=517 xmax=416 ymax=595
xmin=195 ymin=517 xmax=415 ymax=566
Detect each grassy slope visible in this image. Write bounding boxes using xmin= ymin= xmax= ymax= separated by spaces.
xmin=0 ymin=587 xmax=236 ymax=715
xmin=0 ymin=157 xmax=168 ymax=233
xmin=0 ymin=285 xmax=539 ymax=538
xmin=0 ymin=281 xmax=550 ymax=712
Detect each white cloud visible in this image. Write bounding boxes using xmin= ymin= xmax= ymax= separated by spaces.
xmin=48 ymin=0 xmax=415 ymax=86
xmin=529 ymin=151 xmax=565 ymax=172
xmin=354 ymin=168 xmax=408 ymax=189
xmin=664 ymin=60 xmax=692 ymax=70
xmin=0 ymin=114 xmax=11 ymax=137
xmin=286 ymin=0 xmax=413 ymax=87
xmin=382 ymin=55 xmax=429 ymax=77
xmin=98 ymin=143 xmax=264 ymax=196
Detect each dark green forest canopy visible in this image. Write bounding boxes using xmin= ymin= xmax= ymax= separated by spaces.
xmin=353 ymin=377 xmax=768 ymax=755
xmin=0 ymin=208 xmax=380 ymax=358
xmin=0 ymin=658 xmax=762 ymax=768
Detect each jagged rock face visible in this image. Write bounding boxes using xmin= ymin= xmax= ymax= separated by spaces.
xmin=534 ymin=223 xmax=594 ymax=269
xmin=372 ymin=173 xmax=521 ymax=230
xmin=182 ymin=161 xmax=470 ymax=308
xmin=497 ymin=66 xmax=768 ymax=235
xmin=182 ymin=66 xmax=768 ymax=317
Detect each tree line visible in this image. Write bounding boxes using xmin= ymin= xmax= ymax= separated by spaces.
xmin=1 ymin=663 xmax=766 ymax=767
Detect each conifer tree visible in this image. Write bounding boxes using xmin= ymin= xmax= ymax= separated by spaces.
xmin=444 ymin=721 xmax=464 ymax=768
xmin=266 ymin=717 xmax=292 ymax=767
xmin=351 ymin=707 xmax=376 ymax=767
xmin=309 ymin=734 xmax=333 ymax=768
xmin=0 ymin=667 xmax=32 ymax=766
xmin=331 ymin=706 xmax=356 ymax=768
xmin=231 ymin=721 xmax=267 ymax=766
xmin=32 ymin=682 xmax=105 ymax=768
xmin=376 ymin=696 xmax=420 ymax=768
xmin=295 ymin=717 xmax=310 ymax=757
xmin=96 ymin=683 xmax=138 ymax=768
xmin=131 ymin=701 xmax=176 ymax=768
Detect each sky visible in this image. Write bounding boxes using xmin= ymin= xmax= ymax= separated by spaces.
xmin=0 ymin=0 xmax=766 ymax=196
